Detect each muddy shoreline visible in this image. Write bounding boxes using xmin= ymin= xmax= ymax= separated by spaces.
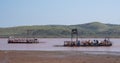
xmin=0 ymin=50 xmax=120 ymax=63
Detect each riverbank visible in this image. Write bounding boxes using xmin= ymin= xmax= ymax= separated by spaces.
xmin=0 ymin=51 xmax=120 ymax=63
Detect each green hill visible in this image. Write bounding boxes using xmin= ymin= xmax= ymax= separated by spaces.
xmin=0 ymin=22 xmax=120 ymax=38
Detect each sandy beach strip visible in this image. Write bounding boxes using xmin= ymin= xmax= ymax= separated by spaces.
xmin=0 ymin=50 xmax=120 ymax=63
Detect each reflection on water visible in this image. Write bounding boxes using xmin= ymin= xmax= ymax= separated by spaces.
xmin=0 ymin=38 xmax=120 ymax=52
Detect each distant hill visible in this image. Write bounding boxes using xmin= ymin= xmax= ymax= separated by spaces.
xmin=0 ymin=22 xmax=120 ymax=38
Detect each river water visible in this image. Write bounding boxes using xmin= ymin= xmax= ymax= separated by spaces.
xmin=0 ymin=38 xmax=120 ymax=52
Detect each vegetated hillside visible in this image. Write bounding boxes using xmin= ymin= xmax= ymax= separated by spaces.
xmin=0 ymin=22 xmax=120 ymax=38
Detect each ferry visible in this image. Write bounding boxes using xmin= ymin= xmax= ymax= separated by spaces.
xmin=64 ymin=29 xmax=112 ymax=47
xmin=8 ymin=37 xmax=39 ymax=43
xmin=64 ymin=39 xmax=112 ymax=47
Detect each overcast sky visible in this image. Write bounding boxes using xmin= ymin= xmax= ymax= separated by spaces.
xmin=0 ymin=0 xmax=120 ymax=27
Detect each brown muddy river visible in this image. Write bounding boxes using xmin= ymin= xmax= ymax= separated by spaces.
xmin=0 ymin=38 xmax=120 ymax=52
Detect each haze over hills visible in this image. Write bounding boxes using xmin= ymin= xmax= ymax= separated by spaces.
xmin=0 ymin=22 xmax=120 ymax=38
